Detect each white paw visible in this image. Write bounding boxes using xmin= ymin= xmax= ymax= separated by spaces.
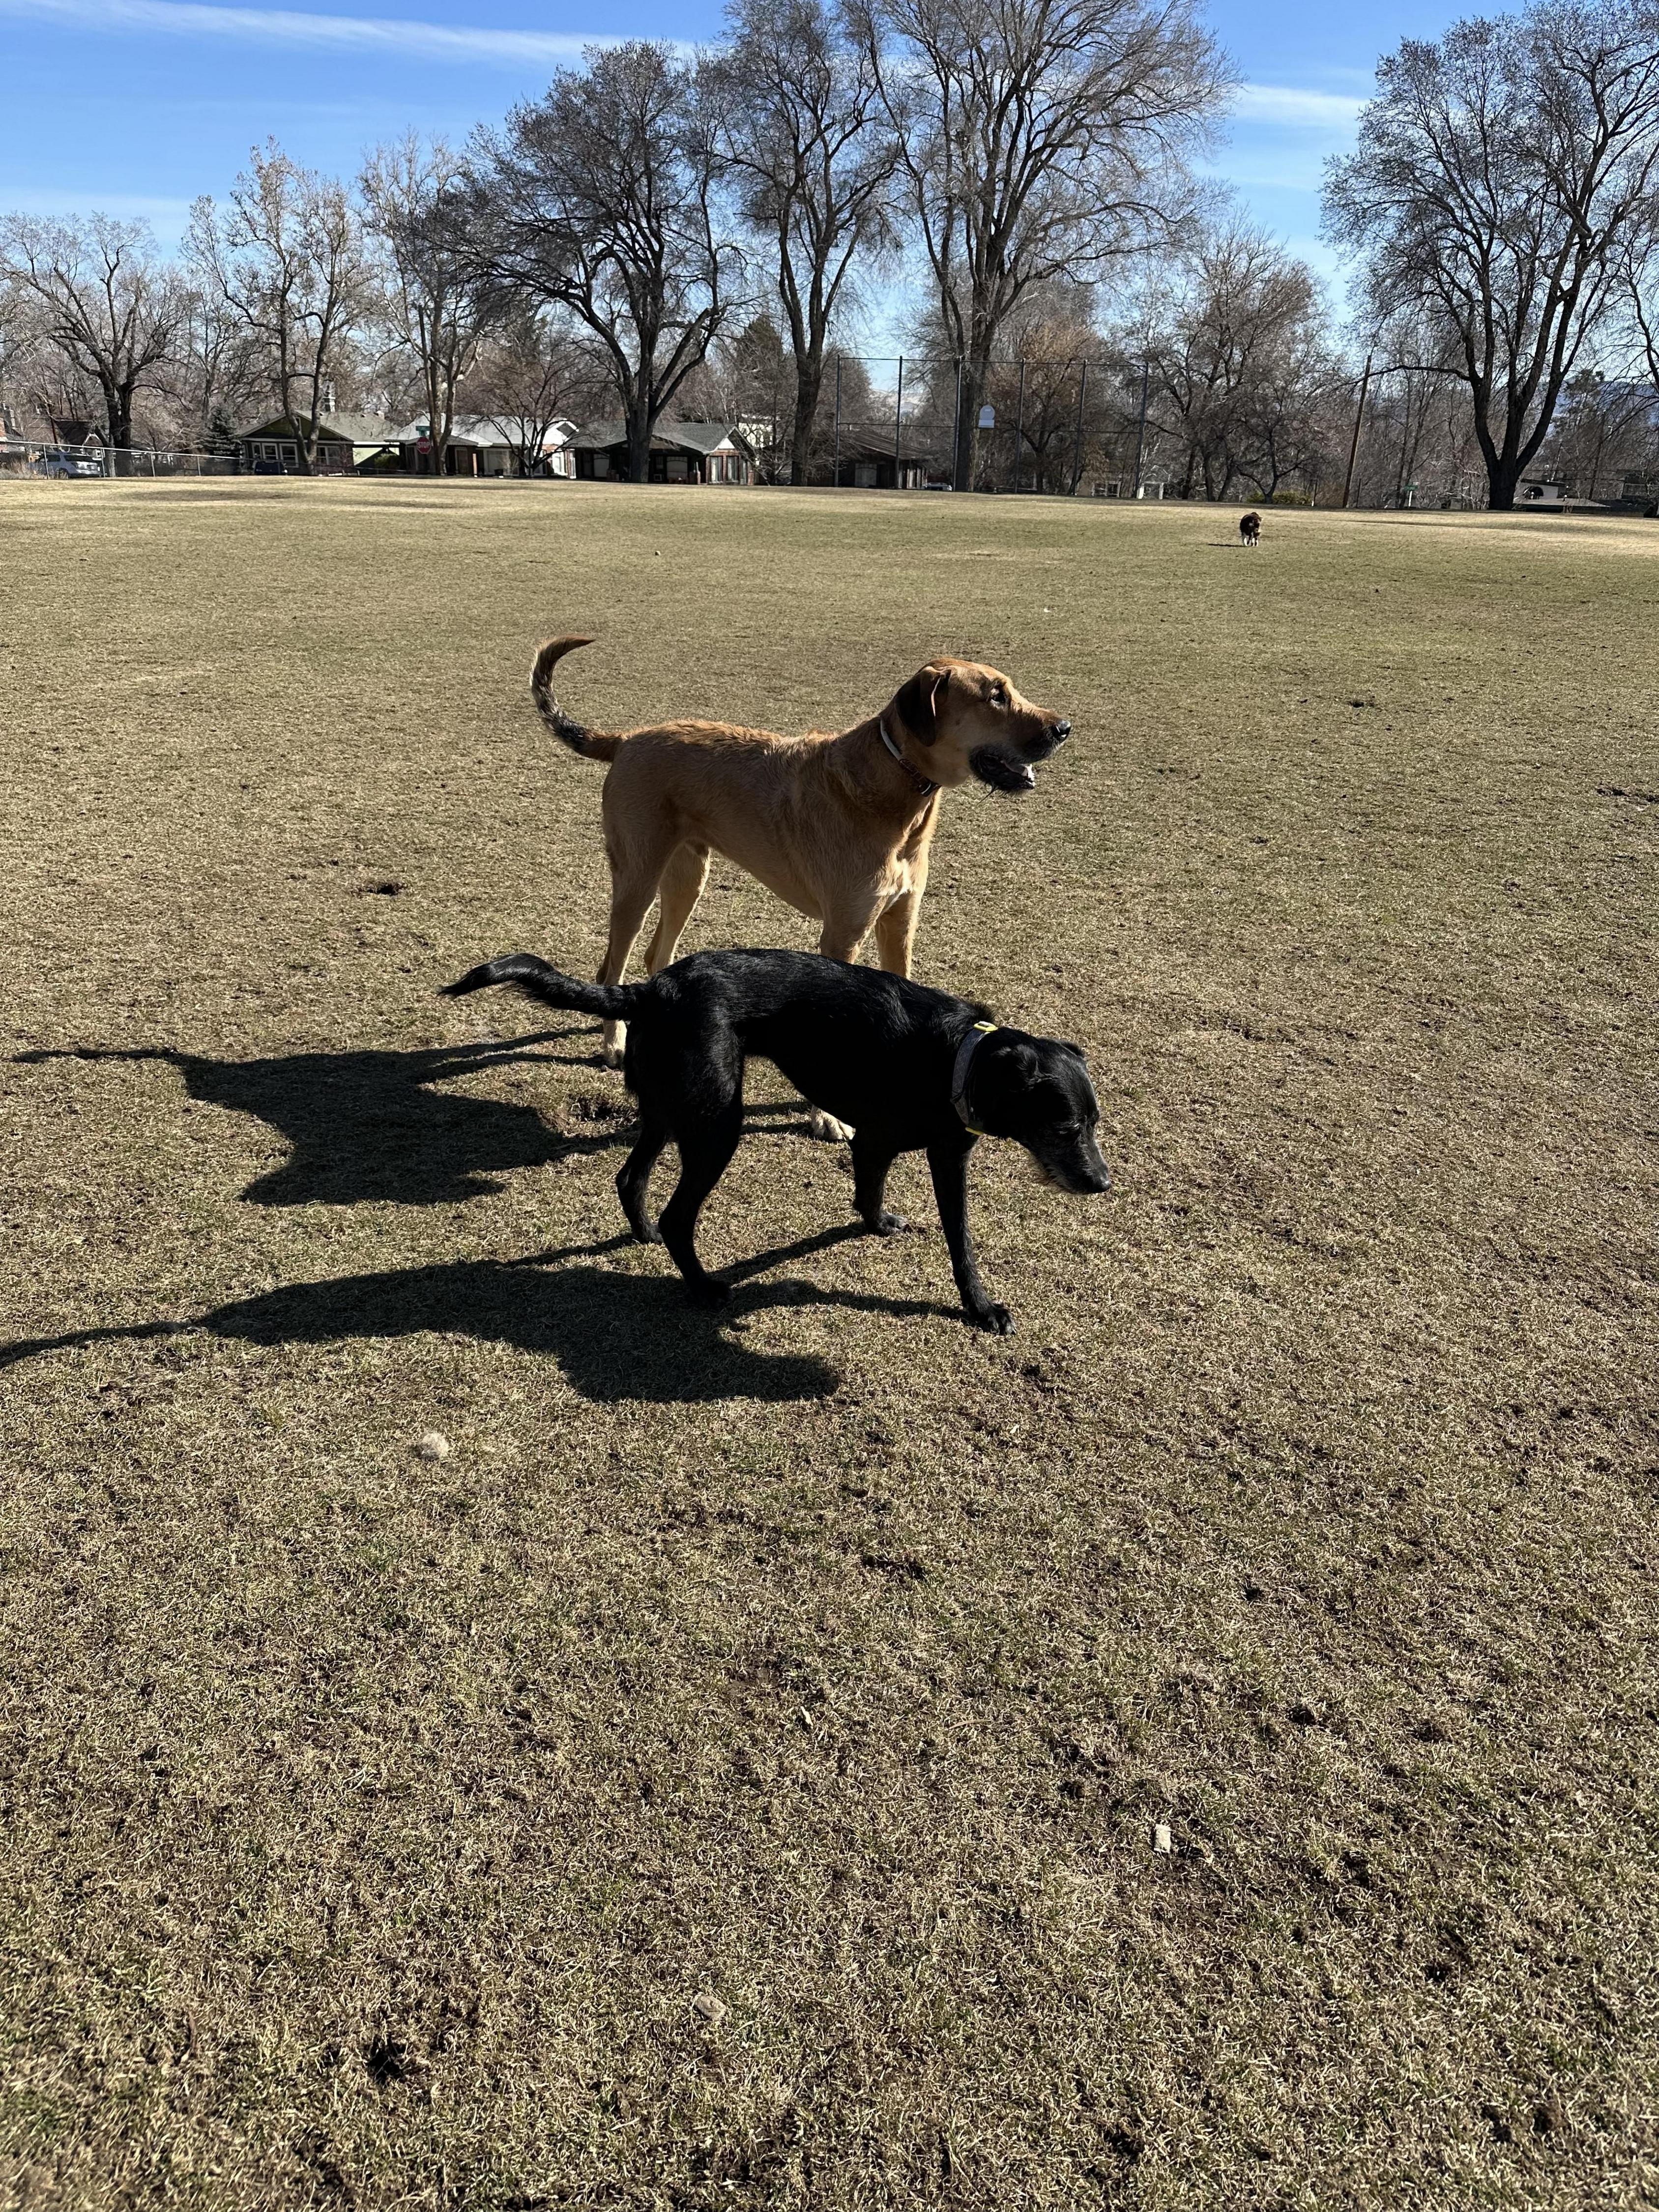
xmin=808 ymin=1109 xmax=852 ymax=1143
xmin=602 ymin=1029 xmax=626 ymax=1069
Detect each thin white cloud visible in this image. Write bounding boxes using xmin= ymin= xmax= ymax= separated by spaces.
xmin=0 ymin=0 xmax=602 ymax=65
xmin=1233 ymin=84 xmax=1367 ymax=129
xmin=0 ymin=186 xmax=195 ymax=219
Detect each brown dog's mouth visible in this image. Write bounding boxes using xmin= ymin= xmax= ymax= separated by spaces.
xmin=970 ymin=746 xmax=1038 ymax=793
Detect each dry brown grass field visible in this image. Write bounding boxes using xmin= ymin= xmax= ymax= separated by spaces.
xmin=0 ymin=478 xmax=1656 ymax=2211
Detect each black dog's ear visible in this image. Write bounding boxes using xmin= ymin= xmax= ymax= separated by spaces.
xmin=895 ymin=664 xmax=947 ymax=744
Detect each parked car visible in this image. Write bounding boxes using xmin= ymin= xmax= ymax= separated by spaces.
xmin=36 ymin=447 xmax=103 ymax=479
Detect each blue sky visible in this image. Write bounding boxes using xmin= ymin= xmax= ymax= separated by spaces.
xmin=0 ymin=0 xmax=1464 ymax=335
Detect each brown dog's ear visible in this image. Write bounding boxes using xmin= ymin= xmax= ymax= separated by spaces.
xmin=894 ymin=664 xmax=947 ymax=744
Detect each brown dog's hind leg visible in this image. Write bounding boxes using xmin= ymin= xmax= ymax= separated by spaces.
xmin=807 ymin=905 xmax=881 ymax=1141
xmin=643 ymin=843 xmax=711 ymax=975
xmin=596 ymin=873 xmax=660 ymax=1067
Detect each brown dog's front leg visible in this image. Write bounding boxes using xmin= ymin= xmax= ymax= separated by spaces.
xmin=927 ymin=1139 xmax=1011 ymax=1333
xmin=873 ymin=888 xmax=923 ymax=978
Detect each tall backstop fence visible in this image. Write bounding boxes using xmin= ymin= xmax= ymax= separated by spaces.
xmin=786 ymin=352 xmax=1155 ymax=499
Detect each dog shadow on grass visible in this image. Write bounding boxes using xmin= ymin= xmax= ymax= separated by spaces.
xmin=0 ymin=1226 xmax=952 ymax=1402
xmin=15 ymin=1032 xmax=635 ymax=1206
xmin=17 ymin=1037 xmax=828 ymax=1210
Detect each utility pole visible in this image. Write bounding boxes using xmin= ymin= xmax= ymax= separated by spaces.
xmin=1130 ymin=352 xmax=1151 ymax=499
xmin=1341 ymin=352 xmax=1373 ymax=509
xmin=951 ymin=357 xmax=963 ymax=491
xmin=1013 ymin=359 xmax=1025 ymax=493
xmin=893 ymin=354 xmax=903 ymax=488
xmin=1069 ymin=360 xmax=1089 ymax=495
xmin=832 ymin=353 xmax=842 ymax=489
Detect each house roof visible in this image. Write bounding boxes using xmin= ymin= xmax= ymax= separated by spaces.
xmin=233 ymin=413 xmax=398 ymax=446
xmin=386 ymin=414 xmax=578 ymax=449
xmin=573 ymin=419 xmax=754 ymax=457
xmin=838 ymin=438 xmax=936 ymax=465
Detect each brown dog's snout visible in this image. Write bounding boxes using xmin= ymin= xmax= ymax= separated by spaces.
xmin=1052 ymin=718 xmax=1071 ymax=740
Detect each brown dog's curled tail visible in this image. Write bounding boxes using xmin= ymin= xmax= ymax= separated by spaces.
xmin=530 ymin=634 xmax=619 ymax=761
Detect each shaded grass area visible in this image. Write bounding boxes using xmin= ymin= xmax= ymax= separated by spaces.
xmin=1 ymin=478 xmax=1657 ymax=2209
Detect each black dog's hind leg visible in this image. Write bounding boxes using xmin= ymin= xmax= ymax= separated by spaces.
xmin=657 ymin=1096 xmax=745 ymax=1308
xmin=616 ymin=1111 xmax=671 ymax=1244
xmin=851 ymin=1131 xmax=906 ymax=1235
xmin=927 ymin=1138 xmax=1012 ymax=1334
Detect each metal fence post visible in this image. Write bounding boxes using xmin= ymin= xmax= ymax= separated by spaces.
xmin=1341 ymin=352 xmax=1373 ymax=509
xmin=893 ymin=354 xmax=903 ymax=487
xmin=952 ymin=357 xmax=963 ymax=491
xmin=833 ymin=354 xmax=842 ymax=488
xmin=1131 ymin=354 xmax=1150 ymax=498
xmin=1070 ymin=360 xmax=1089 ymax=495
xmin=1013 ymin=359 xmax=1025 ymax=493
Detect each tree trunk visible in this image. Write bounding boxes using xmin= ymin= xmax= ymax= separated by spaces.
xmin=1487 ymin=468 xmax=1519 ymax=510
xmin=790 ymin=353 xmax=824 ymax=488
xmin=626 ymin=395 xmax=654 ymax=484
xmin=954 ymin=358 xmax=989 ymax=492
xmin=104 ymin=379 xmax=133 ymax=453
xmin=428 ymin=359 xmax=450 ymax=477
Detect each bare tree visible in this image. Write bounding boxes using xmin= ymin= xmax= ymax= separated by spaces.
xmin=1324 ymin=0 xmax=1659 ymax=510
xmin=190 ymin=141 xmax=373 ymax=472
xmin=362 ymin=134 xmax=499 ymax=475
xmin=980 ymin=298 xmax=1104 ymax=491
xmin=675 ymin=312 xmax=797 ymax=474
xmin=1540 ymin=365 xmax=1656 ymax=494
xmin=464 ymin=307 xmax=596 ymax=474
xmin=0 ymin=215 xmax=185 ymax=451
xmin=856 ymin=0 xmax=1228 ymax=488
xmin=708 ymin=0 xmax=899 ymax=482
xmin=1617 ymin=204 xmax=1659 ymax=398
xmin=1140 ymin=217 xmax=1330 ymax=498
xmin=164 ymin=287 xmax=268 ymax=450
xmin=465 ymin=43 xmax=742 ymax=483
xmin=0 ymin=272 xmax=38 ymax=431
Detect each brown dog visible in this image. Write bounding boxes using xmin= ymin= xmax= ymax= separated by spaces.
xmin=529 ymin=638 xmax=1072 ymax=1080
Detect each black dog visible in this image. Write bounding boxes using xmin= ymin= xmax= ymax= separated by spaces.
xmin=444 ymin=948 xmax=1111 ymax=1332
xmin=1239 ymin=510 xmax=1261 ymax=547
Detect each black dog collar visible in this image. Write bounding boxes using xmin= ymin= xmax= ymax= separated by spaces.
xmin=879 ymin=717 xmax=936 ymax=797
xmin=951 ymin=1020 xmax=998 ymax=1135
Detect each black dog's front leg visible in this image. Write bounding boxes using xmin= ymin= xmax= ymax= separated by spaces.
xmin=927 ymin=1138 xmax=1011 ymax=1333
xmin=851 ymin=1131 xmax=906 ymax=1234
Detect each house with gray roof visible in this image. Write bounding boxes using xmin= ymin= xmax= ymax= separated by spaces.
xmin=234 ymin=413 xmax=399 ymax=475
xmin=572 ymin=421 xmax=755 ymax=485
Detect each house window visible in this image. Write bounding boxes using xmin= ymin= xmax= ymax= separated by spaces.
xmin=854 ymin=461 xmax=877 ymax=488
xmin=666 ymin=454 xmax=689 ymax=481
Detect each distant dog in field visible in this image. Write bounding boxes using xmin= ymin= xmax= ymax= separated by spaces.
xmin=1239 ymin=511 xmax=1262 ymax=548
xmin=444 ymin=946 xmax=1111 ymax=1334
xmin=527 ymin=636 xmax=1072 ymax=1077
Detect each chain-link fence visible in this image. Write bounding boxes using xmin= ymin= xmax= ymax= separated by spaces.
xmin=732 ymin=352 xmax=1207 ymax=497
xmin=743 ymin=350 xmax=1503 ymax=510
xmin=0 ymin=442 xmax=240 ymax=480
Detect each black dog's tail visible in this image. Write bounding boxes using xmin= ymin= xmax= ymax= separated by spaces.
xmin=442 ymin=953 xmax=641 ymax=1018
xmin=531 ymin=635 xmax=621 ymax=761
